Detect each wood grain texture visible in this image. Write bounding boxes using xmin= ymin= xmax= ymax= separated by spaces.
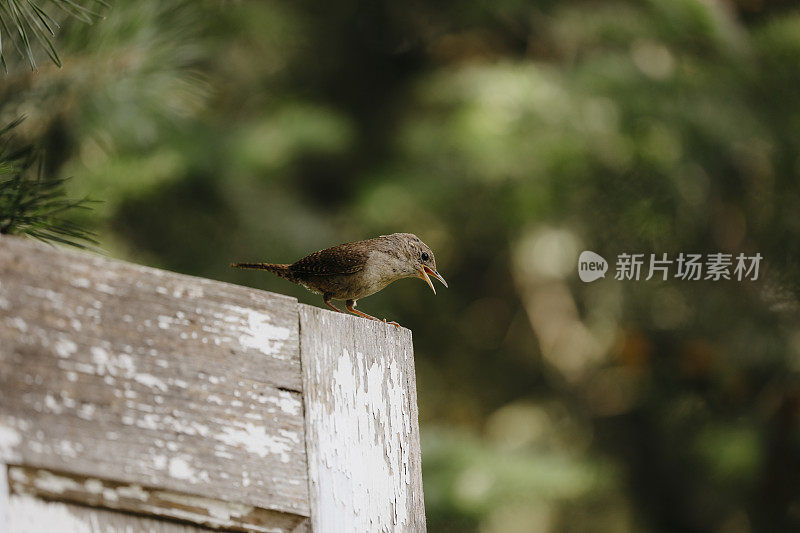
xmin=299 ymin=304 xmax=426 ymax=532
xmin=0 ymin=236 xmax=310 ymax=520
xmin=1 ymin=462 xmax=8 ymax=528
xmin=6 ymin=495 xmax=207 ymax=533
xmin=7 ymin=465 xmax=308 ymax=532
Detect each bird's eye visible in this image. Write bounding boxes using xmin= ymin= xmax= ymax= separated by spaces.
xmin=421 ymin=252 xmax=430 ymax=262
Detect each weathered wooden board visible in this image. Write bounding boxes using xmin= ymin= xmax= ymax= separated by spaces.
xmin=299 ymin=305 xmax=426 ymax=532
xmin=6 ymin=465 xmax=308 ymax=532
xmin=1 ymin=462 xmax=8 ymax=529
xmin=0 ymin=236 xmax=310 ymax=522
xmin=0 ymin=236 xmax=428 ymax=532
xmin=6 ymin=495 xmax=206 ymax=532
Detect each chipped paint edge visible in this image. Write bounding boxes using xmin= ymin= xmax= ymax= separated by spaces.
xmin=7 ymin=465 xmax=305 ymax=533
xmin=298 ymin=304 xmax=426 ymax=532
xmin=1 ymin=463 xmax=8 ymax=530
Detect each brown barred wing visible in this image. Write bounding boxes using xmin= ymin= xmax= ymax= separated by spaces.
xmin=289 ymin=243 xmax=368 ymax=277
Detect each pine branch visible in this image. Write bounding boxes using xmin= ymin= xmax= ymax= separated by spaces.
xmin=0 ymin=118 xmax=98 ymax=248
xmin=0 ymin=0 xmax=109 ymax=71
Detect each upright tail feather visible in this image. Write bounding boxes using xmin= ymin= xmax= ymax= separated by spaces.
xmin=231 ymin=262 xmax=295 ymax=281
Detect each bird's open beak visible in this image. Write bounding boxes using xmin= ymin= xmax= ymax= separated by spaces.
xmin=425 ymin=266 xmax=448 ymax=288
xmin=418 ymin=265 xmax=448 ymax=294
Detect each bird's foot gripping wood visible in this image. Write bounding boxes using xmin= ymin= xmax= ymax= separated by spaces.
xmin=346 ymin=299 xmax=401 ymax=329
xmin=323 ymin=294 xmax=347 ymax=314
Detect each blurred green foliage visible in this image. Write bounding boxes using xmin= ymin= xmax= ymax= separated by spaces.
xmin=0 ymin=118 xmax=97 ymax=247
xmin=3 ymin=0 xmax=800 ymax=531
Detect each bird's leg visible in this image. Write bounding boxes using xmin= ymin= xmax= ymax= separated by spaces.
xmin=323 ymin=294 xmax=346 ymax=314
xmin=346 ymin=299 xmax=400 ymax=328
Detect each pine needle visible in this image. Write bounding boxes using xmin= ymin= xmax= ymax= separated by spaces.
xmin=0 ymin=118 xmax=98 ymax=249
xmin=0 ymin=0 xmax=107 ymax=71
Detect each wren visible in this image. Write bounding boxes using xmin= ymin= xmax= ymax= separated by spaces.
xmin=231 ymin=233 xmax=447 ymax=328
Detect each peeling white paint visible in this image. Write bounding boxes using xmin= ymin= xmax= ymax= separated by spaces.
xmin=168 ymin=457 xmax=195 ymax=481
xmin=303 ymin=331 xmax=423 ymax=532
xmin=206 ymin=394 xmax=223 ymax=405
xmin=53 ymin=339 xmax=77 ymax=358
xmin=116 ymin=354 xmax=136 ymax=375
xmin=90 ymin=347 xmax=109 ymax=367
xmin=116 ymin=484 xmax=148 ymax=501
xmin=320 ymin=352 xmax=412 ymax=526
xmin=170 ymin=378 xmax=188 ymax=388
xmin=30 ymin=470 xmax=82 ymax=494
xmin=152 ymin=455 xmax=167 ymax=470
xmin=1 ymin=238 xmax=310 ymax=522
xmin=53 ymin=439 xmax=81 ymax=458
xmin=6 ymin=317 xmax=27 ymax=332
xmin=225 ymin=305 xmax=292 ymax=358
xmin=155 ymin=491 xmax=254 ymax=521
xmin=76 ymin=404 xmax=95 ymax=420
xmin=215 ymin=422 xmax=293 ymax=462
xmin=41 ymin=394 xmax=60 ymax=414
xmin=185 ymin=420 xmax=210 ymax=437
xmin=0 ymin=462 xmax=10 ymax=531
xmin=23 ymin=287 xmax=64 ymax=309
xmin=0 ymin=425 xmax=22 ymax=461
xmin=95 ymin=283 xmax=118 ymax=295
xmin=83 ymin=479 xmax=103 ymax=494
xmin=71 ymin=277 xmax=91 ymax=288
xmin=7 ymin=495 xmax=92 ymax=532
xmin=90 ymin=347 xmax=138 ymax=378
xmin=270 ymin=390 xmax=302 ymax=416
xmin=136 ymin=414 xmax=160 ymax=430
xmin=134 ymin=373 xmax=168 ymax=392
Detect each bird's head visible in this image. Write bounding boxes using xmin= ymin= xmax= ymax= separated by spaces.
xmin=388 ymin=233 xmax=448 ymax=294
